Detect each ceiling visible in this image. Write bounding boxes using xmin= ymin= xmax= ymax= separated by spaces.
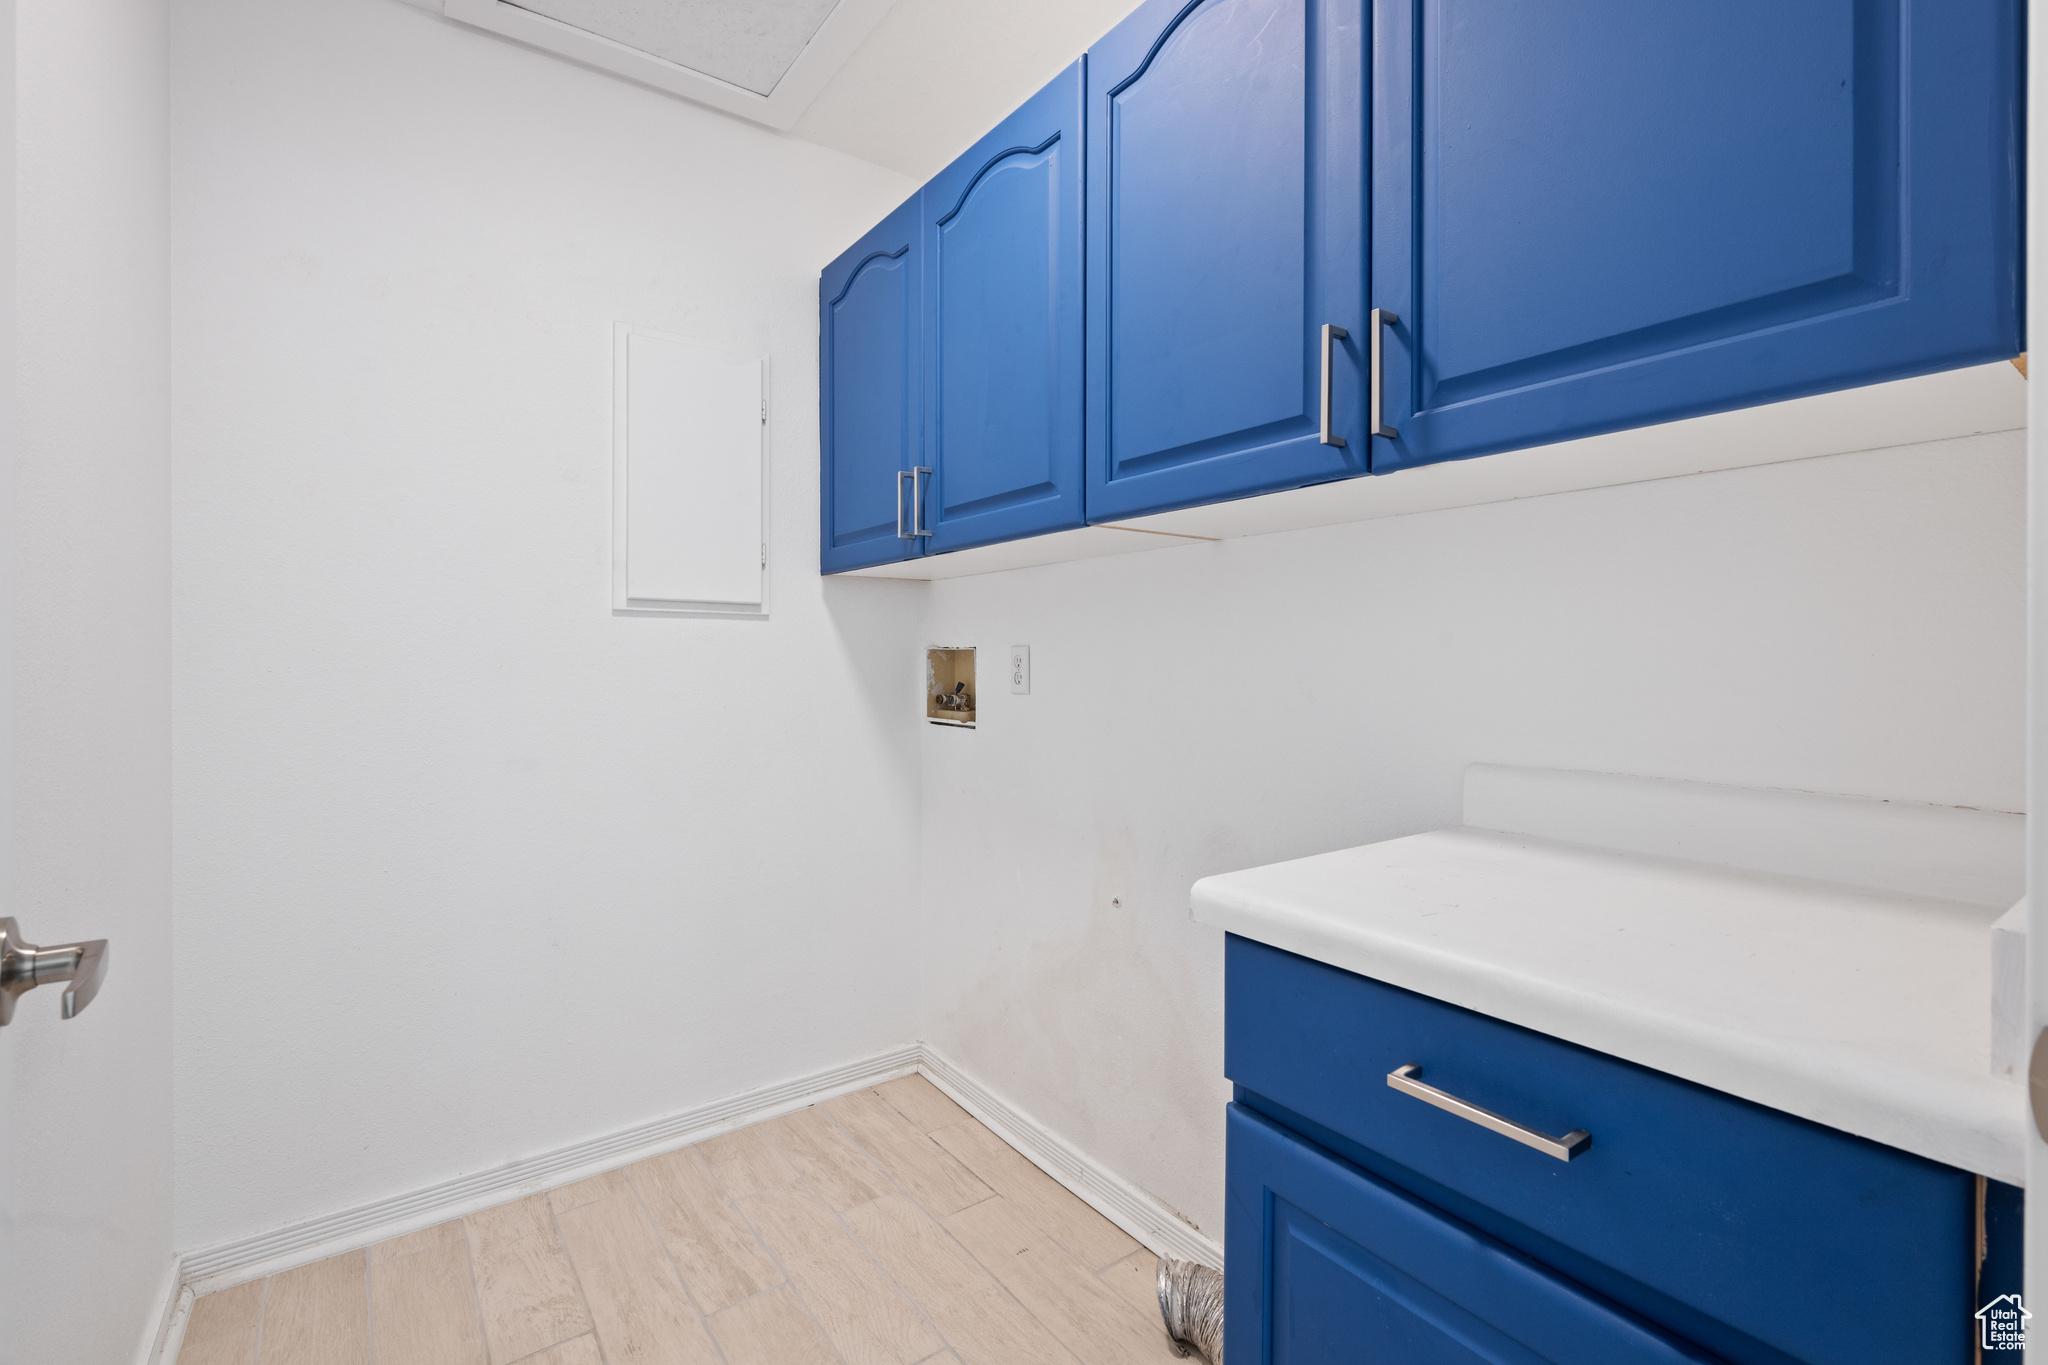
xmin=506 ymin=0 xmax=840 ymax=96
xmin=418 ymin=0 xmax=1149 ymax=182
xmin=791 ymin=0 xmax=1147 ymax=179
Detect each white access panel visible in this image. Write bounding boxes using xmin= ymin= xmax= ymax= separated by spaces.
xmin=613 ymin=324 xmax=765 ymax=617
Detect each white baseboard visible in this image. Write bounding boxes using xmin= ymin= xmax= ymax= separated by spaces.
xmin=916 ymin=1045 xmax=1223 ymax=1268
xmin=137 ymin=1257 xmax=190 ymax=1365
xmin=179 ymin=1043 xmax=921 ymax=1293
xmin=171 ymin=1039 xmax=1220 ymax=1314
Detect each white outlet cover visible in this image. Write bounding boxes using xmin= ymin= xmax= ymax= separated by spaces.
xmin=1009 ymin=645 xmax=1030 ymax=695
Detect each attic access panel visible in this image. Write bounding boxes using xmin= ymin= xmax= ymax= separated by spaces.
xmin=428 ymin=0 xmax=898 ymax=130
xmin=506 ymin=0 xmax=838 ymax=95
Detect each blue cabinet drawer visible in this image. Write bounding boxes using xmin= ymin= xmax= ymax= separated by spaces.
xmin=1228 ymin=1103 xmax=1718 ymax=1365
xmin=1225 ymin=935 xmax=1977 ymax=1365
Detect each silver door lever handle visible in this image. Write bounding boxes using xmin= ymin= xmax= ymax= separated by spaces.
xmin=0 ymin=917 xmax=109 ymax=1026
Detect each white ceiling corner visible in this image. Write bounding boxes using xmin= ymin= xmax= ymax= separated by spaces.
xmin=430 ymin=0 xmax=901 ymax=130
xmin=787 ymin=0 xmax=1150 ymax=181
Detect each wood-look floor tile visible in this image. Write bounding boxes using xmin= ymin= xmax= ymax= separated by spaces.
xmin=555 ymin=1193 xmax=721 ymax=1365
xmin=738 ymin=1180 xmax=941 ymax=1365
xmin=944 ymin=1199 xmax=1179 ymax=1365
xmin=511 ymin=1335 xmax=605 ymax=1365
xmin=258 ymin=1250 xmax=369 ymax=1365
xmin=930 ymin=1119 xmax=1138 ymax=1271
xmin=1097 ymin=1249 xmax=1162 ymax=1321
xmin=465 ymin=1193 xmax=593 ymax=1365
xmin=764 ymin=1106 xmax=894 ymax=1211
xmin=180 ymin=1280 xmax=264 ymax=1365
xmin=697 ymin=1124 xmax=799 ymax=1198
xmin=823 ymin=1090 xmax=992 ymax=1217
xmin=373 ymin=1219 xmax=466 ymax=1264
xmin=626 ymin=1146 xmax=781 ymax=1312
xmin=547 ymin=1168 xmax=634 ymax=1215
xmin=844 ymin=1194 xmax=1076 ymax=1365
xmin=708 ymin=1284 xmax=839 ymax=1365
xmin=875 ymin=1075 xmax=971 ymax=1133
xmin=371 ymin=1234 xmax=489 ymax=1365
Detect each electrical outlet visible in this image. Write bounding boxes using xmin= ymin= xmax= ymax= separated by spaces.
xmin=1009 ymin=645 xmax=1030 ymax=695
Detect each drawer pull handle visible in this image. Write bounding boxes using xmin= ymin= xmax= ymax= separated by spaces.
xmin=1388 ymin=1064 xmax=1591 ymax=1162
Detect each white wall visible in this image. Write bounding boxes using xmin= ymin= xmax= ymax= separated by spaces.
xmin=162 ymin=0 xmax=2029 ymax=1280
xmin=7 ymin=0 xmax=175 ymax=1358
xmin=916 ymin=431 xmax=2026 ymax=1240
xmin=170 ymin=0 xmax=924 ymax=1251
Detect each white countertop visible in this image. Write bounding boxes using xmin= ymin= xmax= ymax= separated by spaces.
xmin=1192 ymin=826 xmax=2027 ymax=1184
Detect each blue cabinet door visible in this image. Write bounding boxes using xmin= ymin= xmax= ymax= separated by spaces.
xmin=820 ymin=197 xmax=924 ymax=573
xmin=1226 ymin=935 xmax=1979 ymax=1365
xmin=922 ymin=63 xmax=1086 ymax=553
xmin=1228 ymin=1104 xmax=1720 ymax=1365
xmin=1084 ymin=0 xmax=1366 ymax=522
xmin=1368 ymin=0 xmax=2023 ymax=474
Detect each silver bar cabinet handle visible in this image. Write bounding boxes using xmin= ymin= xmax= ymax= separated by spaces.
xmin=896 ymin=469 xmax=914 ymax=540
xmin=1319 ymin=323 xmax=1349 ymax=447
xmin=910 ymin=466 xmax=933 ymax=538
xmin=1388 ymin=1064 xmax=1590 ymax=1162
xmin=1370 ymin=308 xmax=1399 ymax=440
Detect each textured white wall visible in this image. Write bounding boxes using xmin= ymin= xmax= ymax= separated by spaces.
xmin=915 ymin=431 xmax=2027 ymax=1240
xmin=170 ymin=0 xmax=923 ymax=1251
xmin=7 ymin=0 xmax=175 ymax=1359
xmin=162 ymin=0 xmax=2031 ymax=1280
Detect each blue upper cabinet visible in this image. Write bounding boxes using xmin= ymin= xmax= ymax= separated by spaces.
xmin=1368 ymin=0 xmax=2024 ymax=474
xmin=820 ymin=197 xmax=924 ymax=573
xmin=1084 ymin=0 xmax=1367 ymax=522
xmin=821 ymin=0 xmax=2022 ymax=569
xmin=921 ymin=64 xmax=1086 ymax=553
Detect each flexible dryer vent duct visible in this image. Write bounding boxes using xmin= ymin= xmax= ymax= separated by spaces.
xmin=1157 ymin=1258 xmax=1224 ymax=1364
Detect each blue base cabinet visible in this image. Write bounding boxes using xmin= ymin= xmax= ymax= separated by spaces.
xmin=1368 ymin=0 xmax=2024 ymax=473
xmin=1228 ymin=1104 xmax=1718 ymax=1365
xmin=1225 ymin=934 xmax=2021 ymax=1365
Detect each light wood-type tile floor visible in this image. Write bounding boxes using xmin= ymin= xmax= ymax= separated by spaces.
xmin=178 ymin=1075 xmax=1183 ymax=1365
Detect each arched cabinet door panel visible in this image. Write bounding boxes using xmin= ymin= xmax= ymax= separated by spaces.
xmin=921 ymin=63 xmax=1086 ymax=554
xmin=1085 ymin=0 xmax=1366 ymax=523
xmin=820 ymin=197 xmax=924 ymax=573
xmin=1369 ymin=0 xmax=2024 ymax=473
